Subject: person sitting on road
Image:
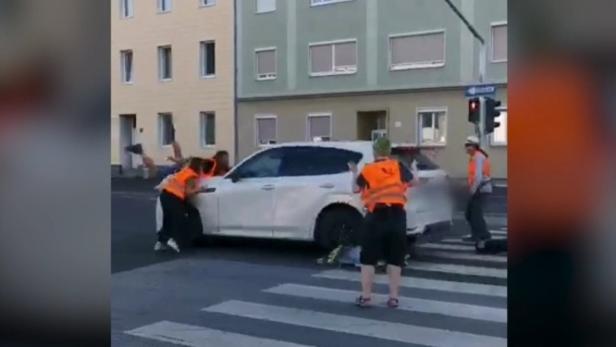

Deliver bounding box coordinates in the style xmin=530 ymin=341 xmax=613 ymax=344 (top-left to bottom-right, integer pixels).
xmin=155 ymin=157 xmax=204 ymax=253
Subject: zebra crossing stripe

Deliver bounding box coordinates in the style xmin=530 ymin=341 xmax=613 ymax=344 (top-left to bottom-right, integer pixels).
xmin=440 ymin=237 xmax=506 ymax=245
xmin=203 ymin=300 xmax=507 ymax=347
xmin=313 ymin=270 xmax=507 ymax=297
xmin=418 ymin=243 xmax=477 ymax=251
xmin=491 ymin=230 xmax=507 ymax=235
xmin=264 ymin=283 xmax=507 ymax=323
xmin=406 ymin=262 xmax=507 ymax=279
xmin=125 ymin=320 xmax=313 ymax=347
xmin=423 ymin=251 xmax=507 ymax=263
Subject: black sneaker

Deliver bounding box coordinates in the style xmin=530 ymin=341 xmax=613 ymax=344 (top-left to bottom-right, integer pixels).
xmin=355 ymin=296 xmax=372 ymax=308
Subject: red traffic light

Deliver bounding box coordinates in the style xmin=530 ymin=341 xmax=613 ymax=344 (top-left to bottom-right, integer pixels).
xmin=470 ymin=100 xmax=478 ymax=111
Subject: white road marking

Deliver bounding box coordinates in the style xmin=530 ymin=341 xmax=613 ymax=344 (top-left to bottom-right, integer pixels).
xmin=406 ymin=262 xmax=507 ymax=279
xmin=265 ymin=284 xmax=507 ymax=323
xmin=203 ymin=301 xmax=507 ymax=347
xmin=440 ymin=237 xmax=506 ymax=245
xmin=125 ymin=320 xmax=313 ymax=347
xmin=314 ymin=269 xmax=507 ymax=297
xmin=423 ymin=251 xmax=507 ymax=263
xmin=490 ymin=230 xmax=507 ymax=235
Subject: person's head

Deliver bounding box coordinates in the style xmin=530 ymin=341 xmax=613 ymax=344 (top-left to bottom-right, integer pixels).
xmin=187 ymin=157 xmax=203 ymax=174
xmin=373 ymin=137 xmax=392 ymax=158
xmin=201 ymin=158 xmax=216 ymax=176
xmin=464 ymin=135 xmax=480 ymax=155
xmin=214 ymin=150 xmax=230 ymax=167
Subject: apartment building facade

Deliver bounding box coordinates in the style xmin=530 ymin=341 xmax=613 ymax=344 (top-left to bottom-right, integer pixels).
xmin=111 ymin=0 xmax=235 ymax=172
xmin=237 ymin=0 xmax=507 ymax=178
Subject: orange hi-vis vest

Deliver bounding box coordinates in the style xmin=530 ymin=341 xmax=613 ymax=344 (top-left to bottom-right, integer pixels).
xmin=360 ymin=159 xmax=408 ymax=212
xmin=467 ymin=151 xmax=491 ymax=188
xmin=163 ymin=167 xmax=198 ymax=200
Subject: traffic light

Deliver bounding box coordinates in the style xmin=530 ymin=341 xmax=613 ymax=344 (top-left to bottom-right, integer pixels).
xmin=468 ymin=98 xmax=480 ymax=123
xmin=484 ymin=97 xmax=501 ymax=134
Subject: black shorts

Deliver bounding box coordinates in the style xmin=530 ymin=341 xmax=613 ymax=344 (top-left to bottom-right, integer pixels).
xmin=360 ymin=205 xmax=407 ymax=267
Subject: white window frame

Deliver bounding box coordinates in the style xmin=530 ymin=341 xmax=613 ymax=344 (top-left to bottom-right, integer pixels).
xmin=157 ymin=0 xmax=172 ymax=13
xmin=306 ymin=112 xmax=333 ymax=141
xmin=308 ymin=39 xmax=358 ymax=77
xmin=200 ymin=40 xmax=216 ymax=79
xmin=489 ymin=109 xmax=507 ymax=146
xmin=310 ymin=0 xmax=354 ymax=7
xmin=256 ymin=0 xmax=276 ymax=13
xmin=416 ymin=107 xmax=448 ymax=147
xmin=490 ymin=21 xmax=508 ymax=63
xmin=200 ymin=0 xmax=216 ymax=8
xmin=254 ymin=47 xmax=277 ymax=81
xmin=158 ymin=45 xmax=172 ymax=81
xmin=199 ymin=111 xmax=216 ymax=148
xmin=120 ymin=50 xmax=133 ymax=84
xmin=158 ymin=113 xmax=174 ymax=147
xmin=120 ymin=0 xmax=134 ymax=19
xmin=389 ymin=29 xmax=446 ymax=71
xmin=254 ymin=114 xmax=278 ymax=147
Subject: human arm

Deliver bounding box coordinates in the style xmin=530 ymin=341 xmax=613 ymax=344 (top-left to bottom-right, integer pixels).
xmin=469 ymin=154 xmax=484 ymax=194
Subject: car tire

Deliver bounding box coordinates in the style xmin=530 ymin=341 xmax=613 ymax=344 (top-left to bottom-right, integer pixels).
xmin=315 ymin=207 xmax=362 ymax=250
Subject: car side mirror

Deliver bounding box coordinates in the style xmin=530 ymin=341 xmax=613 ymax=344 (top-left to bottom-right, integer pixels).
xmin=229 ymin=172 xmax=241 ymax=183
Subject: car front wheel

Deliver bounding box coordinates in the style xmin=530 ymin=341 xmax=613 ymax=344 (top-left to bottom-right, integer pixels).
xmin=315 ymin=207 xmax=363 ymax=250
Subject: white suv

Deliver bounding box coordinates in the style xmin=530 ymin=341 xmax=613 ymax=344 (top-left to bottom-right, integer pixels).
xmin=156 ymin=141 xmax=453 ymax=249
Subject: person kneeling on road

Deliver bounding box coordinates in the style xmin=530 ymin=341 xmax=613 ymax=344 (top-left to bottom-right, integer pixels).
xmin=349 ymin=137 xmax=413 ymax=308
xmin=155 ymin=157 xmax=204 ymax=253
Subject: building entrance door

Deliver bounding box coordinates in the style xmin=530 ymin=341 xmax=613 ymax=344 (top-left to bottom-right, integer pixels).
xmin=119 ymin=114 xmax=137 ymax=170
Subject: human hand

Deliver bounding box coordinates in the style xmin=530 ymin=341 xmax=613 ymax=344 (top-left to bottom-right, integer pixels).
xmin=347 ymin=161 xmax=358 ymax=174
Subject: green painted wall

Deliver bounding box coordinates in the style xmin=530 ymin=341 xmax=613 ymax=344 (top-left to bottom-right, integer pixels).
xmin=238 ymin=0 xmax=507 ymax=98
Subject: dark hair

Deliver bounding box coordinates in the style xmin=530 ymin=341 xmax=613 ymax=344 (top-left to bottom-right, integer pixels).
xmin=187 ymin=157 xmax=203 ymax=172
xmin=201 ymin=158 xmax=216 ymax=175
xmin=214 ymin=150 xmax=229 ymax=159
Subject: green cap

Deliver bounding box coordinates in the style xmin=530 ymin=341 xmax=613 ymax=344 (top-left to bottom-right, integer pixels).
xmin=373 ymin=137 xmax=391 ymax=157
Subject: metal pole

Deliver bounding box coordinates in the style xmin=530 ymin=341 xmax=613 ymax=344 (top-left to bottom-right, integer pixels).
xmin=479 ymin=96 xmax=487 ymax=147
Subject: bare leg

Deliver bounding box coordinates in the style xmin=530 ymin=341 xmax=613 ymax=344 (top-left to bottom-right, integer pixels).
xmin=171 ymin=141 xmax=183 ymax=161
xmin=386 ymin=264 xmax=402 ymax=299
xmin=141 ymin=154 xmax=158 ymax=178
xmin=360 ymin=265 xmax=375 ymax=298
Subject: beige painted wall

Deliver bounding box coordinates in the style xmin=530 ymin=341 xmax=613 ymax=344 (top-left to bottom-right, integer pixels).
xmin=111 ymin=0 xmax=235 ymax=167
xmin=238 ymin=88 xmax=507 ymax=179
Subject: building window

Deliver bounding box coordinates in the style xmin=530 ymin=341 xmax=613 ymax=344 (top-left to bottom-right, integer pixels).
xmin=491 ymin=23 xmax=507 ymax=62
xmin=255 ymin=48 xmax=277 ymax=80
xmin=307 ymin=113 xmax=332 ymax=141
xmin=120 ymin=0 xmax=134 ymax=18
xmin=120 ymin=50 xmax=133 ymax=83
xmin=158 ymin=113 xmax=174 ymax=146
xmin=158 ymin=46 xmax=172 ymax=80
xmin=157 ymin=0 xmax=172 ymax=13
xmin=309 ymin=40 xmax=357 ymax=76
xmin=256 ymin=0 xmax=276 ymax=13
xmin=490 ymin=110 xmax=507 ymax=145
xmin=310 ymin=0 xmax=353 ymax=7
xmin=200 ymin=112 xmax=216 ymax=147
xmin=390 ymin=30 xmax=445 ymax=70
xmin=255 ymin=116 xmax=277 ymax=146
xmin=200 ymin=41 xmax=216 ymax=77
xmin=417 ymin=109 xmax=447 ymax=146
xmin=200 ymin=0 xmax=216 ymax=7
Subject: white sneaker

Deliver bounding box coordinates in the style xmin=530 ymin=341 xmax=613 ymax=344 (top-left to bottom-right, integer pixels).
xmin=166 ymin=238 xmax=181 ymax=253
xmin=154 ymin=241 xmax=168 ymax=251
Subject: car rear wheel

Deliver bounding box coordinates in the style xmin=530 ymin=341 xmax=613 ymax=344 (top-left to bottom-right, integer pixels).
xmin=315 ymin=207 xmax=363 ymax=250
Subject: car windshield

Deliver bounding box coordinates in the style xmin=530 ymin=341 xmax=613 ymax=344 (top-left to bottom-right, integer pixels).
xmin=391 ymin=148 xmax=439 ymax=171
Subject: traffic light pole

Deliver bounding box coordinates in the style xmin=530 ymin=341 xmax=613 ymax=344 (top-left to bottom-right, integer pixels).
xmin=444 ymin=0 xmax=488 ymax=146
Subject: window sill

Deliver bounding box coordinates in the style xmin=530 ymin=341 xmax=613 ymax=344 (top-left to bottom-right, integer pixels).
xmin=201 ymin=74 xmax=216 ymax=80
xmin=120 ymin=16 xmax=134 ymax=20
xmin=490 ymin=59 xmax=508 ymax=64
xmin=309 ymin=70 xmax=356 ymax=77
xmin=121 ymin=81 xmax=134 ymax=85
xmin=256 ymin=10 xmax=276 ymax=14
xmin=159 ymin=78 xmax=173 ymax=83
xmin=199 ymin=4 xmax=216 ymax=8
xmin=390 ymin=62 xmax=445 ymax=71
xmin=310 ymin=0 xmax=354 ymax=7
xmin=490 ymin=142 xmax=507 ymax=147
xmin=157 ymin=10 xmax=172 ymax=14
xmin=201 ymin=144 xmax=217 ymax=149
xmin=256 ymin=76 xmax=277 ymax=81
xmin=418 ymin=142 xmax=447 ymax=148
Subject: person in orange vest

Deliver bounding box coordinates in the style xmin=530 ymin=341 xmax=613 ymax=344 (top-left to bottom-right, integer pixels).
xmin=154 ymin=157 xmax=204 ymax=253
xmin=462 ymin=136 xmax=493 ymax=245
xmin=349 ymin=137 xmax=413 ymax=308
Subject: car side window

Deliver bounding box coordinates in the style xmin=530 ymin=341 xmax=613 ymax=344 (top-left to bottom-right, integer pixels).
xmin=235 ymin=148 xmax=283 ymax=179
xmin=280 ymin=146 xmax=363 ymax=177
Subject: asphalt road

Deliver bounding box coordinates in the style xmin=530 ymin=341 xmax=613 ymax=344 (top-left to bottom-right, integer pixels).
xmin=112 ymin=178 xmax=507 ymax=347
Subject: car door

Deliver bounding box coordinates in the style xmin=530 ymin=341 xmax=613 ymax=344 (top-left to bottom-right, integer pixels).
xmin=216 ymin=147 xmax=284 ymax=238
xmin=273 ymin=146 xmax=363 ymax=239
